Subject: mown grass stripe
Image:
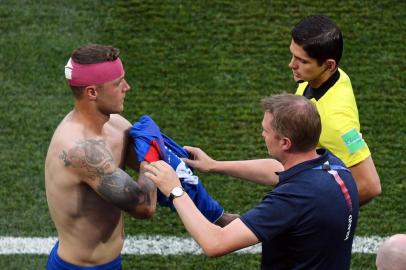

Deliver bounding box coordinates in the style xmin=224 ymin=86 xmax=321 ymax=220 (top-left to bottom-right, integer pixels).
xmin=0 ymin=236 xmax=385 ymax=255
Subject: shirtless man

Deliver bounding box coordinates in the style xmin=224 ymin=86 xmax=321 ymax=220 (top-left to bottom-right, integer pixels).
xmin=45 ymin=44 xmax=156 ymax=269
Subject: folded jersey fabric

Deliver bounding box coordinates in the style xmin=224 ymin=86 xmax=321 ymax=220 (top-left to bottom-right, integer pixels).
xmin=129 ymin=115 xmax=224 ymax=223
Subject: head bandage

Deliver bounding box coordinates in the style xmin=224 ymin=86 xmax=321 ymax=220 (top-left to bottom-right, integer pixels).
xmin=65 ymin=57 xmax=124 ymax=87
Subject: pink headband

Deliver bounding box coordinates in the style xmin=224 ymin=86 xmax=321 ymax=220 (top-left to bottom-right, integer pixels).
xmin=65 ymin=57 xmax=124 ymax=87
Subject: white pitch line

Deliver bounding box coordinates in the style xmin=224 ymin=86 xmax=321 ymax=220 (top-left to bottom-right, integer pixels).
xmin=0 ymin=235 xmax=386 ymax=255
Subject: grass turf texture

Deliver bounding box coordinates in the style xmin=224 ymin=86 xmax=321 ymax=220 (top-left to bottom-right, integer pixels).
xmin=0 ymin=0 xmax=404 ymax=268
xmin=0 ymin=254 xmax=377 ymax=269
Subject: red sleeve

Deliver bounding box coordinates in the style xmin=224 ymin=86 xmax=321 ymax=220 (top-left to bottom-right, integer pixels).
xmin=144 ymin=139 xmax=161 ymax=162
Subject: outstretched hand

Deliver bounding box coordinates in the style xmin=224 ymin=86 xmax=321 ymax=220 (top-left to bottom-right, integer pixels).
xmin=181 ymin=146 xmax=216 ymax=173
xmin=144 ymin=161 xmax=181 ymax=197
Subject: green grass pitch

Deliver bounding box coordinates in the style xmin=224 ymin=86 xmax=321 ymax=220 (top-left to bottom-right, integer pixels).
xmin=0 ymin=0 xmax=404 ymax=269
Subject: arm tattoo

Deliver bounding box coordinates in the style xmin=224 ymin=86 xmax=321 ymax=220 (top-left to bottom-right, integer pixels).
xmin=59 ymin=139 xmax=154 ymax=212
xmin=97 ymin=168 xmax=154 ymax=212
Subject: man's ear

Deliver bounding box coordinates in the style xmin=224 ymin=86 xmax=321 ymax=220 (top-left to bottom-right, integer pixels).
xmin=280 ymin=137 xmax=292 ymax=151
xmin=84 ymin=85 xmax=97 ymax=101
xmin=325 ymin=59 xmax=337 ymax=72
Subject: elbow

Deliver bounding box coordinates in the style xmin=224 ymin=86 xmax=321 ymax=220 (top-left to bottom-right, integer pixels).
xmin=264 ymin=160 xmax=284 ymax=186
xmin=200 ymin=239 xmax=228 ymax=257
xmin=134 ymin=211 xmax=155 ymax=219
xmin=141 ymin=207 xmax=156 ymax=219
xmin=372 ymin=182 xmax=382 ymax=197
xmin=264 ymin=174 xmax=280 ymax=186
xmin=367 ymin=180 xmax=382 ymax=199
xmin=205 ymin=252 xmax=221 ymax=258
xmin=202 ymin=245 xmax=225 ymax=258
xmin=359 ymin=182 xmax=382 ymax=205
xmin=261 ymin=171 xmax=282 ymax=186
xmin=132 ymin=204 xmax=156 ymax=219
xmin=142 ymin=204 xmax=157 ymax=218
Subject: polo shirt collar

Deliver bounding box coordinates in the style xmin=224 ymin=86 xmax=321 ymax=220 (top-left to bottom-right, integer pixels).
xmin=277 ymin=149 xmax=329 ymax=184
xmin=303 ymin=70 xmax=340 ymax=100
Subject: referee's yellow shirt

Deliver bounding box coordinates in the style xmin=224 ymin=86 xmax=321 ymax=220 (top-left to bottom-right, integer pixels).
xmin=296 ymin=68 xmax=370 ymax=167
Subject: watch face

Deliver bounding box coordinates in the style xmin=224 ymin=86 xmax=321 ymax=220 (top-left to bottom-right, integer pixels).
xmin=172 ymin=187 xmax=184 ymax=197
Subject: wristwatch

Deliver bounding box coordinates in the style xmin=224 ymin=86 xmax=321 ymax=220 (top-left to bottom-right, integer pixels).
xmin=169 ymin=186 xmax=185 ymax=202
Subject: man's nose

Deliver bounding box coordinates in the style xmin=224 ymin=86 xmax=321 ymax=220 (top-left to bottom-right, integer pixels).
xmin=123 ymin=79 xmax=131 ymax=92
xmin=288 ymin=57 xmax=296 ymax=69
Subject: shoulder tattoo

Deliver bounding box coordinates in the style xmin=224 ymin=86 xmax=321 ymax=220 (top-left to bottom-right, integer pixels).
xmin=59 ymin=139 xmax=115 ymax=179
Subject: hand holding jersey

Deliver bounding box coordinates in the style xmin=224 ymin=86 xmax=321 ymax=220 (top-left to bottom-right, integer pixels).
xmin=181 ymin=146 xmax=216 ymax=173
xmin=129 ymin=115 xmax=225 ymax=223
xmin=182 ymin=146 xmax=282 ymax=186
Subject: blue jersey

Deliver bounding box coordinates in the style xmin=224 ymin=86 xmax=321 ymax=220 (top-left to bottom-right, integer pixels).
xmin=129 ymin=115 xmax=224 ymax=223
xmin=240 ymin=149 xmax=359 ymax=270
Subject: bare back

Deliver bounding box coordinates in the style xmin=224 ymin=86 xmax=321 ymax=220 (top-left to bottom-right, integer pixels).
xmin=45 ymin=112 xmax=134 ymax=265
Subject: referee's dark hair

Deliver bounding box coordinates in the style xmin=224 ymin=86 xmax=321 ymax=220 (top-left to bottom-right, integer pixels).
xmin=291 ymin=15 xmax=343 ymax=66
